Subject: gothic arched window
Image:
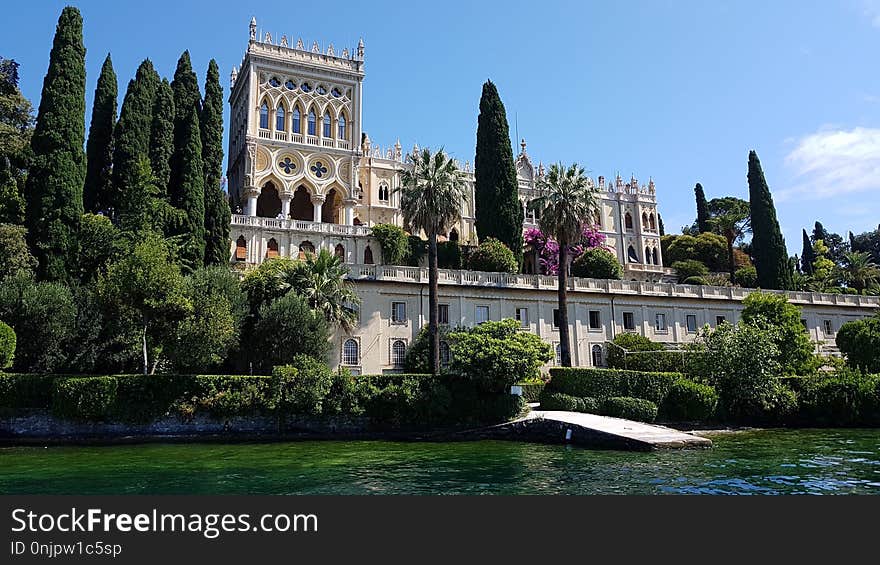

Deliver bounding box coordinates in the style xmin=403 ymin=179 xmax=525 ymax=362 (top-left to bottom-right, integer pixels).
xmin=291 ymin=108 xmax=301 ymax=134
xmin=299 ymin=241 xmax=315 ymax=259
xmin=592 ymin=344 xmax=604 ymax=367
xmin=645 ymin=246 xmax=652 ymax=264
xmin=364 ymin=245 xmax=374 ymax=264
xmin=343 ymin=339 xmax=359 ymax=366
xmin=625 ymin=212 xmax=633 ymax=231
xmin=275 ymin=106 xmax=285 ymax=131
xmin=307 ymin=109 xmax=316 ymax=136
xmin=301 ymin=82 xmax=312 ymax=93
xmin=235 ymin=236 xmax=247 ymax=261
xmin=649 ymin=213 xmax=657 ymax=231
xmin=628 ymin=246 xmax=639 ymax=263
xmin=391 ymin=340 xmax=407 ymax=367
xmin=652 ymin=248 xmax=659 ymax=265
xmin=335 ymin=243 xmax=345 ymax=261
xmin=259 ymin=102 xmax=269 ymax=129
xmin=338 ymin=114 xmax=346 ymax=140
xmin=323 ymin=112 xmax=331 ymax=137
xmin=642 ymin=212 xmax=649 ymax=230
xmin=378 ymin=182 xmax=389 ymax=202
xmin=267 ymin=238 xmax=279 ymax=258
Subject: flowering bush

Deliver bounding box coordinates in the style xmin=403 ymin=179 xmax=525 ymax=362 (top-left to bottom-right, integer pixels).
xmin=524 ymin=225 xmax=608 ymax=275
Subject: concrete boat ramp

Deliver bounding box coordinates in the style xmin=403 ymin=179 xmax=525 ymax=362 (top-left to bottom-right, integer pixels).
xmin=479 ymin=410 xmax=712 ymax=451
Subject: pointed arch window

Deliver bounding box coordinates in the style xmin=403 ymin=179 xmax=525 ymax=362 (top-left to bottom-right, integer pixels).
xmin=652 ymin=248 xmax=659 ymax=265
xmin=275 ymin=106 xmax=285 ymax=131
xmin=338 ymin=114 xmax=347 ymax=140
xmin=628 ymin=246 xmax=639 ymax=263
xmin=335 ymin=243 xmax=345 ymax=261
xmin=307 ymin=109 xmax=316 ymax=136
xmin=267 ymin=238 xmax=280 ymax=258
xmin=645 ymin=246 xmax=652 ymax=264
xmin=378 ymin=182 xmax=389 ymax=202
xmin=291 ymin=108 xmax=301 ymax=134
xmin=323 ymin=112 xmax=331 ymax=137
xmin=364 ymin=245 xmax=374 ymax=264
xmin=259 ymin=102 xmax=269 ymax=129
xmin=235 ymin=236 xmax=247 ymax=261
xmin=625 ymin=212 xmax=633 ymax=231
xmin=642 ymin=212 xmax=649 ymax=230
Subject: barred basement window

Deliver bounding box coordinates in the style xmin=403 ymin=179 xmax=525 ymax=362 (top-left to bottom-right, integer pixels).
xmin=342 ymin=339 xmax=359 ymax=366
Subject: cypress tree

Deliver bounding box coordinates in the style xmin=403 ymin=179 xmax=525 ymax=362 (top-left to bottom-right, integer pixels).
xmin=200 ymin=59 xmax=230 ymax=266
xmin=801 ymin=228 xmax=815 ymax=275
xmin=112 ymin=60 xmax=159 ymax=220
xmin=474 ymin=80 xmax=523 ymax=260
xmin=694 ymin=183 xmax=710 ymax=233
xmin=83 ymin=53 xmax=116 ymax=214
xmin=658 ymin=213 xmax=665 ymax=236
xmin=24 ymin=7 xmax=86 ymax=281
xmin=149 ymin=79 xmax=174 ymax=198
xmin=171 ymin=104 xmax=205 ymax=271
xmin=169 ymin=51 xmax=201 ymax=207
xmin=748 ymin=150 xmax=792 ymax=290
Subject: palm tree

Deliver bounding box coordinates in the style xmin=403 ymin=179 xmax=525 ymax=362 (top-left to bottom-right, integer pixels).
xmin=287 ymin=248 xmax=361 ymax=331
xmin=707 ymin=197 xmax=751 ymax=278
xmin=398 ymin=148 xmax=468 ymax=375
xmin=841 ymin=251 xmax=880 ymax=293
xmin=530 ymin=163 xmax=599 ymax=367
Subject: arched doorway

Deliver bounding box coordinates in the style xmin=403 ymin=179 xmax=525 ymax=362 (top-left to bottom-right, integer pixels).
xmin=257 ymin=182 xmax=281 ymax=218
xmin=298 ymin=240 xmax=315 ymax=260
xmin=235 ymin=236 xmax=247 ymax=261
xmin=290 ymin=185 xmax=313 ymax=221
xmin=334 ymin=243 xmax=345 ymax=261
xmin=267 ymin=238 xmax=279 ymax=258
xmin=322 ymin=188 xmax=341 ymax=224
xmin=364 ymin=245 xmax=374 ymax=264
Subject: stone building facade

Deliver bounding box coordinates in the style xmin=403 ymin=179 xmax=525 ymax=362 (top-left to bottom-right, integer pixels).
xmin=226 ymin=19 xmax=669 ymax=281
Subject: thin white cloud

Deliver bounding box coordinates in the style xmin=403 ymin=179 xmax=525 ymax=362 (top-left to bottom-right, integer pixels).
xmin=779 ymin=126 xmax=880 ymax=201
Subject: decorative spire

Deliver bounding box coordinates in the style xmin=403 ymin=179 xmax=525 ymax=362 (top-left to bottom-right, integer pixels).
xmin=296 ymin=37 xmax=304 ymax=50
xmin=357 ymin=37 xmax=365 ymax=59
xmin=520 ymin=138 xmax=527 ymax=155
xmin=311 ymin=41 xmax=320 ymax=53
xmin=342 ymin=47 xmax=350 ymax=58
xmin=230 ymin=66 xmax=238 ymax=88
xmin=264 ymin=31 xmax=272 ymax=44
xmin=394 ymin=138 xmax=402 ymax=161
xmin=280 ymin=35 xmax=288 ymax=47
xmin=249 ymin=17 xmax=257 ymax=41
xmin=327 ymin=43 xmax=335 ymax=56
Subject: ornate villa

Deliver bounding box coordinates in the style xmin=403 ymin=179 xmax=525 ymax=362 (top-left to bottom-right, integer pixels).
xmin=225 ymin=19 xmax=878 ymax=374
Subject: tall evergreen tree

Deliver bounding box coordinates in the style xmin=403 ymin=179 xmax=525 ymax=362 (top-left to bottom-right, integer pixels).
xmin=24 ymin=7 xmax=86 ymax=281
xmin=747 ymin=150 xmax=792 ymax=290
xmin=169 ymin=51 xmax=202 ymax=208
xmin=658 ymin=213 xmax=665 ymax=236
xmin=171 ymin=105 xmax=205 ymax=271
xmin=83 ymin=54 xmax=116 ymax=214
xmin=694 ymin=183 xmax=710 ymax=233
xmin=149 ymin=79 xmax=174 ymax=198
xmin=0 ymin=58 xmax=34 ymax=225
xmin=112 ymin=60 xmax=159 ymax=220
xmin=801 ymin=228 xmax=815 ymax=275
xmin=473 ymin=80 xmax=523 ymax=261
xmin=200 ymin=59 xmax=230 ymax=266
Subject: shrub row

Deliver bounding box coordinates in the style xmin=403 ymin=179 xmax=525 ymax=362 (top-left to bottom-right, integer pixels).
xmin=537 ymin=389 xmax=657 ymax=422
xmin=516 ymin=382 xmax=545 ymax=403
xmin=547 ymin=368 xmax=679 ymax=405
xmin=539 ymin=391 xmax=600 ymax=414
xmin=796 ymin=373 xmax=880 ymax=427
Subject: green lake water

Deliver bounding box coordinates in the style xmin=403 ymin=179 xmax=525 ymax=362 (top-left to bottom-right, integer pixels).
xmin=1 ymin=429 xmax=878 ymax=494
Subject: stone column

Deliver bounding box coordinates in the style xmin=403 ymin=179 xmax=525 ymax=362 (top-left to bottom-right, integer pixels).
xmin=281 ymin=195 xmax=291 ymax=219
xmin=311 ymin=194 xmax=325 ymax=223
xmin=245 ymin=186 xmax=259 ymax=217
xmin=343 ymin=198 xmax=357 ymax=225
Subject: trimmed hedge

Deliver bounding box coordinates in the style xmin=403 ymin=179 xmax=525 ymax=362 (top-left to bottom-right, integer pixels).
xmin=662 ymin=379 xmax=718 ymax=421
xmin=601 ymin=397 xmax=658 ymax=423
xmin=797 ymin=373 xmax=880 ymax=427
xmin=516 ymin=382 xmax=545 ymax=403
xmin=538 ymin=390 xmax=600 ymax=414
xmin=547 ymin=368 xmax=679 ymax=405
xmin=52 ymin=377 xmax=118 ymax=421
xmin=0 ymin=320 xmax=15 ymax=370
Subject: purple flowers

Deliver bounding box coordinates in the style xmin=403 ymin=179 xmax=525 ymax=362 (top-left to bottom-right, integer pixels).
xmin=524 ymin=225 xmax=608 ymax=275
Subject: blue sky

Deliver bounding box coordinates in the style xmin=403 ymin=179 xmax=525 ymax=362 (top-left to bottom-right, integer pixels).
xmin=5 ymin=0 xmax=880 ymax=250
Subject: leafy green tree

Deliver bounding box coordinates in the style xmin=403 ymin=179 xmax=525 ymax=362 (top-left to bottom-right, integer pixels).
xmin=800 ymin=228 xmax=815 ymax=275
xmin=77 ymin=213 xmax=122 ymax=283
xmin=148 ymin=79 xmax=174 ymax=199
xmin=467 ymin=237 xmax=518 ymax=273
xmin=570 ymin=247 xmax=623 ymax=279
xmin=200 ymin=60 xmax=230 ymax=266
xmin=112 ymin=59 xmax=160 ymax=218
xmin=99 ymin=233 xmax=190 ymax=374
xmin=840 ymin=251 xmax=880 ymax=293
xmin=404 ymin=324 xmax=454 ymax=374
xmin=286 ymin=248 xmax=360 ymax=331
xmin=251 ymin=293 xmax=330 ymax=374
xmin=83 ymin=54 xmax=117 ymax=214
xmin=530 ymin=163 xmax=599 ymax=366
xmin=0 ymin=274 xmax=76 ymax=372
xmin=748 ymin=150 xmax=792 ymax=290
xmin=812 ymin=221 xmax=848 ymax=265
xmin=447 ymin=319 xmax=553 ymax=393
xmin=0 ymin=58 xmax=34 ymax=225
xmin=671 ymin=259 xmax=709 ymax=282
xmin=741 ymin=291 xmax=816 ymax=374
xmin=437 ymin=240 xmax=462 ymax=269
xmin=167 ymin=267 xmax=247 ymax=372
xmin=694 ymin=182 xmax=710 ymax=233
xmin=24 ymin=6 xmax=86 ymax=282
xmin=836 ymin=315 xmax=880 ymax=373
xmin=240 ymin=257 xmax=296 ymax=313
xmin=733 ymin=265 xmax=758 ymax=288
xmin=662 ymin=232 xmax=728 ymax=271
xmin=64 ymin=283 xmax=140 ymax=374
xmin=0 ymin=319 xmax=14 ymax=370
xmin=474 ymin=80 xmax=523 ymax=260
xmin=0 ymin=223 xmax=37 ymax=281
xmin=809 ymin=239 xmax=836 ymax=291
xmin=269 ymin=355 xmax=334 ymax=416
xmin=687 ymin=322 xmax=794 ymax=423
xmin=370 ymin=223 xmax=410 ymax=265
xmin=707 ymin=196 xmax=750 ymax=277
xmin=169 ymin=104 xmax=205 ymax=272
xmin=399 ymin=148 xmax=468 ymax=375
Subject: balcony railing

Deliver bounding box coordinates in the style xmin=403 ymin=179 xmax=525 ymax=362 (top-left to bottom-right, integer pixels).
xmin=343 ymin=264 xmax=880 ymax=308
xmin=231 ymin=215 xmax=371 ymax=236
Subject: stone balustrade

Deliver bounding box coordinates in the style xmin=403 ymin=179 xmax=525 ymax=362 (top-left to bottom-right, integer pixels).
xmin=232 ymin=214 xmax=371 ymax=236
xmin=345 ymin=264 xmax=880 ymax=308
